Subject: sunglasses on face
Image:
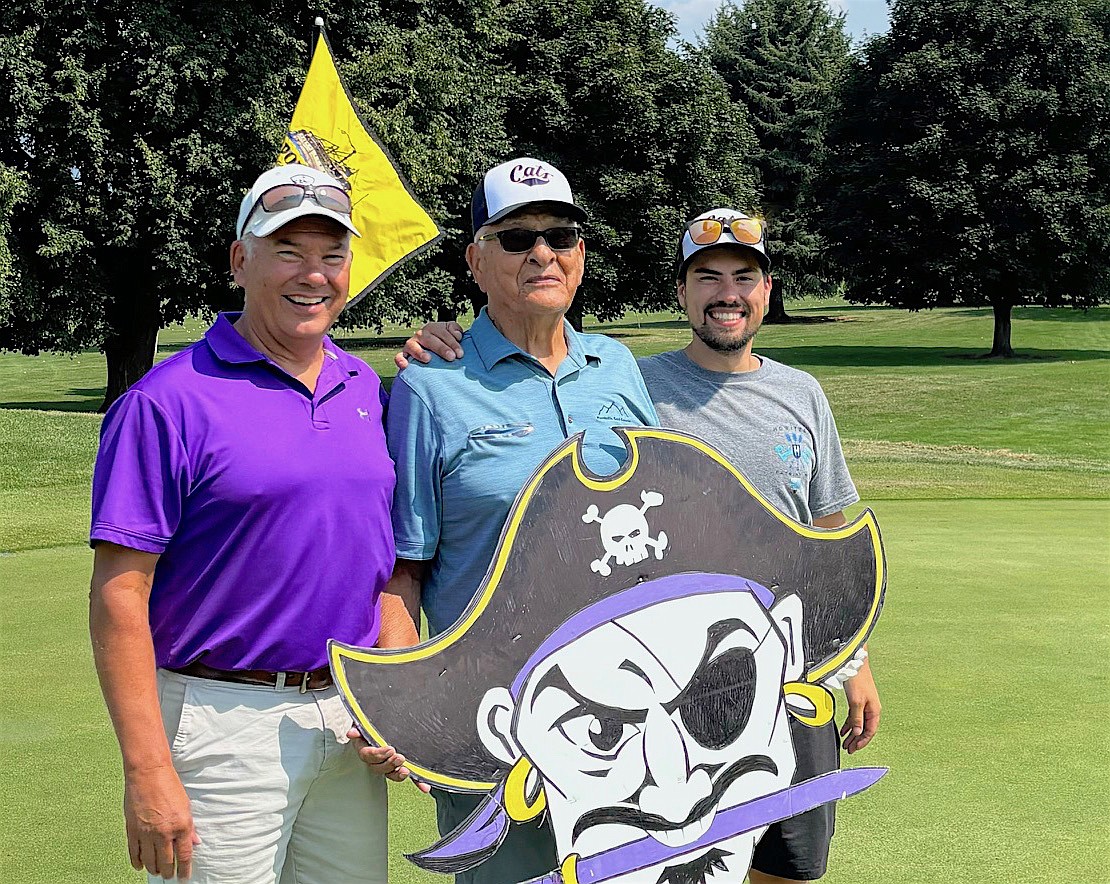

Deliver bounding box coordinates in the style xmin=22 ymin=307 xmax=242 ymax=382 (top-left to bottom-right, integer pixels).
xmin=688 ymin=217 xmax=764 ymax=246
xmin=476 ymin=226 xmax=582 ymax=253
xmin=256 ymin=183 xmax=353 ymax=216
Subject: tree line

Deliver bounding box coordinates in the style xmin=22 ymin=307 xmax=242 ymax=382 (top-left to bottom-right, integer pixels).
xmin=1 ymin=0 xmax=1106 ymax=410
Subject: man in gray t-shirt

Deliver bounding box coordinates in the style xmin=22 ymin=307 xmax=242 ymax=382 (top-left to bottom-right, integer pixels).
xmin=398 ymin=207 xmax=882 ymax=884
xmin=637 ymin=208 xmax=882 ymax=884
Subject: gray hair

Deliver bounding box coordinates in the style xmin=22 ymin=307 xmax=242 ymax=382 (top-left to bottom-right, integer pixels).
xmin=239 ymin=232 xmax=262 ymax=257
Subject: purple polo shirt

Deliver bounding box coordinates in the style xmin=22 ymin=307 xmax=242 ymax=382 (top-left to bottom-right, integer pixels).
xmin=90 ymin=313 xmax=395 ymax=671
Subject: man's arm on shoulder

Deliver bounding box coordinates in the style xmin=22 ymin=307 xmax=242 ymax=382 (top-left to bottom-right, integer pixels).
xmin=813 ymin=511 xmax=882 ymax=754
xmin=89 ymin=542 xmax=198 ymax=880
xmin=394 ymin=321 xmax=465 ymax=370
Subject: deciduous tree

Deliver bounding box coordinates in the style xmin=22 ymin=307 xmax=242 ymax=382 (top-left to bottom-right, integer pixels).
xmin=0 ymin=3 xmax=377 ymax=409
xmin=820 ymin=0 xmax=1110 ymax=355
xmin=1 ymin=0 xmax=758 ymax=407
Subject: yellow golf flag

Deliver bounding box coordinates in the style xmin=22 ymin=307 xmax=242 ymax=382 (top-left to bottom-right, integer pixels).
xmin=278 ymin=26 xmax=442 ymax=304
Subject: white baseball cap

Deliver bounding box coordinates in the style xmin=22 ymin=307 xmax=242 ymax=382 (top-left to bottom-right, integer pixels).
xmin=677 ymin=208 xmax=770 ymax=278
xmin=236 ymin=164 xmax=361 ymax=240
xmin=471 ymin=157 xmax=587 ymax=233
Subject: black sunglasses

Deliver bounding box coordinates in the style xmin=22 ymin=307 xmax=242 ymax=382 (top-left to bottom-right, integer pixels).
xmin=476 ymin=226 xmax=582 ymax=253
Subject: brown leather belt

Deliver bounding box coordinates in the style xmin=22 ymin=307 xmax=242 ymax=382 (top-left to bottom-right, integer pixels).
xmin=168 ymin=660 xmax=333 ymax=692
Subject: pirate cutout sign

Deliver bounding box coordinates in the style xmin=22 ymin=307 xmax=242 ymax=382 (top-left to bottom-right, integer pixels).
xmin=330 ymin=428 xmax=887 ymax=883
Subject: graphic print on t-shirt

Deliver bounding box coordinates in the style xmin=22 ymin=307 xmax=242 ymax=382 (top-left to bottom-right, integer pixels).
xmin=772 ymin=426 xmax=815 ymax=495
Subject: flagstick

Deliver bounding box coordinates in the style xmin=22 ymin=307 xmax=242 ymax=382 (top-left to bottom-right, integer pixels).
xmin=311 ymin=16 xmax=325 ymax=61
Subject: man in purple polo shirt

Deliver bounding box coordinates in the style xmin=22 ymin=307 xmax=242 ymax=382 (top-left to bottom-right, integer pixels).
xmin=89 ymin=164 xmax=410 ymax=883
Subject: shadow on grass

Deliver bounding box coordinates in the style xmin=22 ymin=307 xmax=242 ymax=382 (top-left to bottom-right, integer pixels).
xmin=757 ymin=345 xmax=1110 ymax=367
xmin=948 ymin=306 xmax=1110 ymax=323
xmin=826 ymin=304 xmax=1109 ymax=323
xmin=595 ymin=314 xmax=844 ymax=333
xmin=156 ymin=340 xmax=199 ymax=353
xmin=0 ymin=388 xmax=104 ymax=413
xmin=320 ymin=335 xmax=427 ymax=350
xmin=589 ymin=318 xmax=687 ymax=331
xmin=156 ymin=334 xmax=417 ymax=353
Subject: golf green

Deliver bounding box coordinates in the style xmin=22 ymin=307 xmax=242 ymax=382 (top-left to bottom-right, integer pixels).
xmin=1 ymin=499 xmax=1106 ymax=883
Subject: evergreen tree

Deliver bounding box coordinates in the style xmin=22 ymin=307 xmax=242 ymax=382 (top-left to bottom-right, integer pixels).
xmin=343 ymin=0 xmax=760 ymax=328
xmin=820 ymin=0 xmax=1110 ymax=355
xmin=464 ymin=0 xmax=756 ymax=325
xmin=702 ymin=0 xmax=850 ymax=321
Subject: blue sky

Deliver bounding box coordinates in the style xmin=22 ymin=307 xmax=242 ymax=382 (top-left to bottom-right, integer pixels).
xmin=657 ymin=0 xmax=891 ymax=44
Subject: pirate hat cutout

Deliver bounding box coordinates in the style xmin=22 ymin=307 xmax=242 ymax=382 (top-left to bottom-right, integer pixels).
xmin=330 ymin=428 xmax=885 ymax=793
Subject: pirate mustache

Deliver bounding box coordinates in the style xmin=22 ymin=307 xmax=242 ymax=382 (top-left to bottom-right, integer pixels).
xmin=571 ymin=754 xmax=778 ymax=842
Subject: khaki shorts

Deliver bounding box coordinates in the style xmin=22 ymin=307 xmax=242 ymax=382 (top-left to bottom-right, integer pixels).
xmin=155 ymin=669 xmax=387 ymax=884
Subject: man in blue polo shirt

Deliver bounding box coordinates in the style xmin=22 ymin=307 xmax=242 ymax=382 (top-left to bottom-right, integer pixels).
xmin=380 ymin=157 xmax=658 ymax=882
xmin=89 ymin=164 xmax=408 ymax=883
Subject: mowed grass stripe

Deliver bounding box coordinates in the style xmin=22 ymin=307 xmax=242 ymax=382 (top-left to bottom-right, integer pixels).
xmin=2 ymin=409 xmax=1104 ymax=555
xmin=0 ymin=410 xmax=98 ymax=552
xmin=844 ymin=438 xmax=1110 ymax=500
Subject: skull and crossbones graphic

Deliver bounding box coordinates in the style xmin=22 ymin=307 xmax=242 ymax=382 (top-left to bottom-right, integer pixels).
xmin=582 ymin=490 xmax=669 ymax=576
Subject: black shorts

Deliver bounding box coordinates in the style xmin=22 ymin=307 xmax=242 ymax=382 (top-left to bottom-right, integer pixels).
xmin=750 ymin=717 xmax=840 ymax=880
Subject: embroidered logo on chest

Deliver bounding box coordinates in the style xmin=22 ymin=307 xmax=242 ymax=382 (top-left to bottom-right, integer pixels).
xmin=596 ymin=400 xmax=635 ymax=423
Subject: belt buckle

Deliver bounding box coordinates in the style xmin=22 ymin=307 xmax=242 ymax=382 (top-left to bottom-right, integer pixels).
xmin=299 ymin=672 xmax=309 ymax=694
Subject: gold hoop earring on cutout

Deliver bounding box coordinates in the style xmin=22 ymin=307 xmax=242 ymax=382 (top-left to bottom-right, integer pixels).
xmin=784 ymin=681 xmax=835 ymax=727
xmin=503 ymin=756 xmax=547 ymax=821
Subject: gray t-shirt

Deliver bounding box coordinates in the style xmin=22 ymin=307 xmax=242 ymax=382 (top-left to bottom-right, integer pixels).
xmin=638 ymin=350 xmax=858 ymax=525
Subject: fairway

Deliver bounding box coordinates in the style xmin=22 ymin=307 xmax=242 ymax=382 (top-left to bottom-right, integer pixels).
xmin=1 ymin=304 xmax=1108 ymax=883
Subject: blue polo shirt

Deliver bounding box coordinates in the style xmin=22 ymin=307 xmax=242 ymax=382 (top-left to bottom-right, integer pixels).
xmin=90 ymin=313 xmax=396 ymax=671
xmin=387 ymin=308 xmax=659 ymax=635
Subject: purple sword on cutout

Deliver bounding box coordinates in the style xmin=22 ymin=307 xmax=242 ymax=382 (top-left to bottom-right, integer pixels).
xmin=525 ymin=767 xmax=887 ymax=884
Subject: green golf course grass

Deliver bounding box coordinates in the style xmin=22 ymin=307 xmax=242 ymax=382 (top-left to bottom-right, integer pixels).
xmin=1 ymin=303 xmax=1107 ymax=882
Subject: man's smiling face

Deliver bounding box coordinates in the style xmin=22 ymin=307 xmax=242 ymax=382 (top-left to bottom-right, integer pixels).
xmin=512 ymin=591 xmax=798 ymax=883
xmin=678 ymin=247 xmax=771 ymax=358
xmin=231 ymin=215 xmax=352 ymax=347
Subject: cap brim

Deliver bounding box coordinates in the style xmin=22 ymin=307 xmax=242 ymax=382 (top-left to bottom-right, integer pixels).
xmin=483 ymin=200 xmax=587 ymax=228
xmin=242 ymin=204 xmax=362 ymax=239
xmin=679 ymin=241 xmax=770 ymax=278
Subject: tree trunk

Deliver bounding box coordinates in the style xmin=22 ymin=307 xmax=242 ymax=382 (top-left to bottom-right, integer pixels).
xmin=764 ymin=277 xmax=791 ymax=324
xmin=468 ymin=289 xmax=488 ymax=317
xmin=100 ymin=295 xmax=162 ymax=413
xmin=565 ymin=298 xmax=584 ymax=332
xmin=989 ymin=302 xmax=1015 ymax=358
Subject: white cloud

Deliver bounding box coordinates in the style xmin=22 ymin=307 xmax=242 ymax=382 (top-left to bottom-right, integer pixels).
xmin=655 ymin=0 xmax=890 ymax=45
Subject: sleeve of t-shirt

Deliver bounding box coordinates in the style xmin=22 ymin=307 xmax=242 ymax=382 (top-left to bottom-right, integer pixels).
xmin=90 ymin=389 xmax=191 ymax=553
xmin=385 ymin=375 xmax=443 ymax=561
xmin=810 ymin=386 xmax=860 ymax=518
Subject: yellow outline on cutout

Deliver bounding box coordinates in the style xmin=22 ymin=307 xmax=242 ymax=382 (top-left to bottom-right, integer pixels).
xmin=330 ymin=427 xmax=884 ymax=791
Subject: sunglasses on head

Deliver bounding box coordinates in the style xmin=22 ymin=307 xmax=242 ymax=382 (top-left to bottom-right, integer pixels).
xmin=688 ymin=216 xmax=764 ymax=246
xmin=256 ymin=182 xmax=353 ymax=216
xmin=476 ymin=226 xmax=582 ymax=253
